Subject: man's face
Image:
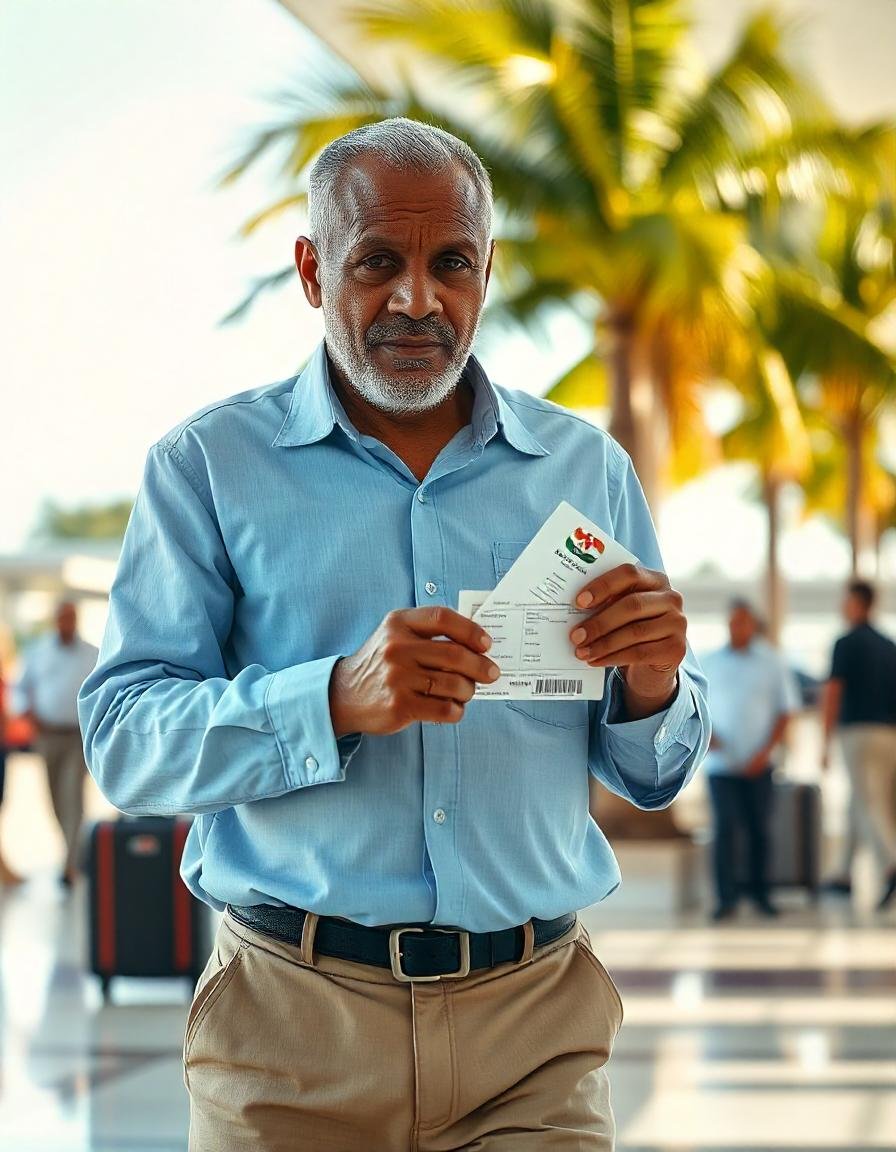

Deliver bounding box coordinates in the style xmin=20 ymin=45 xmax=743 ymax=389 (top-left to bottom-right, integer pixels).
xmin=728 ymin=606 xmax=757 ymax=649
xmin=298 ymin=156 xmax=493 ymax=414
xmin=842 ymin=592 xmax=867 ymax=627
xmin=56 ymin=603 xmax=76 ymax=642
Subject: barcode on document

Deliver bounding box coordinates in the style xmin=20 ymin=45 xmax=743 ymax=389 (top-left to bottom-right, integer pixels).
xmin=534 ymin=678 xmax=583 ymax=695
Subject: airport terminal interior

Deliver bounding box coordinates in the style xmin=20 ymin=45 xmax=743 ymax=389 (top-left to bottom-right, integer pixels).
xmin=0 ymin=751 xmax=893 ymax=1152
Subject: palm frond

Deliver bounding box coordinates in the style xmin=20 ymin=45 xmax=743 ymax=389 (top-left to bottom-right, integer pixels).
xmin=238 ymin=193 xmax=308 ymax=237
xmin=659 ymin=10 xmax=826 ymax=198
xmin=480 ymin=278 xmax=583 ymax=343
xmin=219 ymin=265 xmax=295 ymax=325
xmin=769 ymin=267 xmax=896 ymax=404
xmin=722 ymin=347 xmax=811 ymax=481
xmin=542 ymin=350 xmax=609 ymax=408
xmin=356 ymin=0 xmax=557 ymax=82
xmin=569 ymin=0 xmax=690 ymax=185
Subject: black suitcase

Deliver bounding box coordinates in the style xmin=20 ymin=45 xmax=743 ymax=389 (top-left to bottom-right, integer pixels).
xmin=736 ymin=778 xmax=822 ymax=900
xmin=86 ymin=816 xmax=209 ymax=1000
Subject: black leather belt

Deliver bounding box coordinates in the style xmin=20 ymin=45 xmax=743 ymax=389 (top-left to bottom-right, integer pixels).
xmin=227 ymin=904 xmax=577 ymax=982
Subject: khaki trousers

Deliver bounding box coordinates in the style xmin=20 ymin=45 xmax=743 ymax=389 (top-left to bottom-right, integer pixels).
xmin=36 ymin=729 xmax=86 ymax=876
xmin=839 ymin=724 xmax=896 ymax=873
xmin=184 ymin=911 xmax=623 ymax=1151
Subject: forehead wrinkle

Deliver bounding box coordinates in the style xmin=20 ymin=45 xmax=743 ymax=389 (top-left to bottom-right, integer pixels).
xmin=348 ymin=208 xmax=482 ymax=249
xmin=332 ymin=160 xmax=487 ymax=250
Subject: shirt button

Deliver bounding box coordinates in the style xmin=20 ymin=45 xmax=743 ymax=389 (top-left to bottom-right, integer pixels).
xmin=425 ymin=581 xmax=438 ymax=596
xmin=417 ymin=490 xmax=426 ymax=504
xmin=433 ymin=808 xmax=446 ymax=824
xmin=305 ymin=756 xmax=318 ymax=772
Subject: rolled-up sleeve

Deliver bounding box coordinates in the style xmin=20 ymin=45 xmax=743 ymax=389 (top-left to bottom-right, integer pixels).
xmin=78 ymin=440 xmax=359 ymax=816
xmin=587 ymin=444 xmax=711 ymax=809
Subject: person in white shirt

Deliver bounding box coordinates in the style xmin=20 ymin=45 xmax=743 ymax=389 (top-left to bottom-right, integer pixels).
xmin=702 ymin=600 xmax=800 ymax=921
xmin=13 ymin=602 xmax=98 ymax=887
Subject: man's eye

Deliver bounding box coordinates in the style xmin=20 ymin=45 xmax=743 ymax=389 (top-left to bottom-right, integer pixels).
xmin=362 ymin=255 xmax=393 ymax=270
xmin=439 ymin=257 xmax=469 ymax=272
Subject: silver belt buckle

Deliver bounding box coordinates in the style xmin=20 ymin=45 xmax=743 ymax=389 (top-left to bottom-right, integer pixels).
xmin=389 ymin=927 xmax=471 ymax=982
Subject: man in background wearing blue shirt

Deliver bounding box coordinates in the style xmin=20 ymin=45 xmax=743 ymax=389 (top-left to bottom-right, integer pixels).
xmin=702 ymin=600 xmax=799 ymax=922
xmin=15 ymin=601 xmax=97 ymax=888
xmin=80 ymin=119 xmax=709 ymax=1151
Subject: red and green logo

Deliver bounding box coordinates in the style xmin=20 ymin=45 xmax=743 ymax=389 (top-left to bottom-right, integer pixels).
xmin=565 ymin=527 xmax=605 ymax=564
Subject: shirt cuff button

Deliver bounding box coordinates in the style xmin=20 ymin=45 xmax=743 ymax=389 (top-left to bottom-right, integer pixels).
xmin=305 ymin=755 xmax=318 ymax=773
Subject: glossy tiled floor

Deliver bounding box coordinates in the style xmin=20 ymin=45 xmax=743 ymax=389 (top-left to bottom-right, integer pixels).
xmin=0 ymin=760 xmax=894 ymax=1150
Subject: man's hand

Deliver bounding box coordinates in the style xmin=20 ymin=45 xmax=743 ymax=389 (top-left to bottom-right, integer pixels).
xmin=569 ymin=563 xmax=687 ymax=719
xmin=329 ymin=607 xmax=500 ymax=737
xmin=743 ymin=750 xmax=771 ymax=777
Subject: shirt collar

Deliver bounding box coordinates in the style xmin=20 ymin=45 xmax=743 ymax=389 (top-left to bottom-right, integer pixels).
xmin=273 ymin=341 xmax=548 ymax=457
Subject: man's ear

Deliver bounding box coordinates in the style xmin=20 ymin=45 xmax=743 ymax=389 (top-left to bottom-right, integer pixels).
xmin=295 ymin=237 xmax=323 ymax=308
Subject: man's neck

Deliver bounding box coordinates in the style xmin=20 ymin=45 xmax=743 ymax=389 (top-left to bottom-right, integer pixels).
xmin=327 ymin=355 xmax=475 ymax=482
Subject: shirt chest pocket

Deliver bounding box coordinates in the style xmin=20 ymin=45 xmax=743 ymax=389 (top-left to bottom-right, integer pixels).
xmin=490 ymin=540 xmax=589 ymax=731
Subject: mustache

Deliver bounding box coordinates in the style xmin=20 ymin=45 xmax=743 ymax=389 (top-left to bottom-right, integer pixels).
xmin=366 ymin=318 xmax=457 ymax=349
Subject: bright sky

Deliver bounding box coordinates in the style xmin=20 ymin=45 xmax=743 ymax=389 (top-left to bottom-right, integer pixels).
xmin=2 ymin=0 xmax=895 ymax=582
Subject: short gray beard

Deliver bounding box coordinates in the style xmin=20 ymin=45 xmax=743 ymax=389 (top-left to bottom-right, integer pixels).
xmin=325 ymin=320 xmax=476 ymax=415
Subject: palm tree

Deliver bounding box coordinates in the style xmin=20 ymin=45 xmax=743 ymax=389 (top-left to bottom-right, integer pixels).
xmin=721 ymin=348 xmax=811 ymax=642
xmin=226 ymin=0 xmax=849 ymax=510
xmin=800 ymin=399 xmax=896 ymax=577
xmin=768 ymin=196 xmax=896 ymax=574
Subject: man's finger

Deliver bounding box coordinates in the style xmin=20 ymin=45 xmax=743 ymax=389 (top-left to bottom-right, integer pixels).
xmin=569 ymin=589 xmax=673 ymax=648
xmin=411 ymin=639 xmax=501 ymax=684
xmin=415 ymin=670 xmax=477 ymax=704
xmin=400 ymin=606 xmax=492 ymax=653
xmin=584 ymin=637 xmax=680 ymax=668
xmin=574 ymin=615 xmax=673 ymax=662
xmin=575 ymin=563 xmax=666 ymax=610
xmin=411 ymin=694 xmax=465 ymax=725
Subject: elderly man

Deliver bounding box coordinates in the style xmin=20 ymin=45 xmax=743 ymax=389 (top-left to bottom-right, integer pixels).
xmin=16 ymin=601 xmax=97 ymax=887
xmin=80 ymin=119 xmax=709 ymax=1151
xmin=702 ymin=600 xmax=799 ymax=921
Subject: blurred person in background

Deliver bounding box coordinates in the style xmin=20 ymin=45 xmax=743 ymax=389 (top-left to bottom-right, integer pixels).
xmin=702 ymin=599 xmax=799 ymax=922
xmin=13 ymin=601 xmax=98 ymax=888
xmin=821 ymin=580 xmax=896 ymax=910
xmin=0 ymin=656 xmax=24 ymax=886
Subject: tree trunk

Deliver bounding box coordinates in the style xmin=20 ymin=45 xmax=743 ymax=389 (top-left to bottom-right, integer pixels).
xmin=845 ymin=412 xmax=860 ymax=575
xmin=874 ymin=516 xmax=883 ymax=578
xmin=763 ymin=472 xmax=784 ymax=643
xmin=844 ymin=409 xmax=865 ymax=576
xmin=591 ymin=314 xmax=679 ymax=836
xmin=606 ymin=316 xmax=662 ymax=513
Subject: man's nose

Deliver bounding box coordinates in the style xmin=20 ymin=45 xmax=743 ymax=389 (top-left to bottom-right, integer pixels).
xmin=387 ymin=270 xmax=443 ymax=319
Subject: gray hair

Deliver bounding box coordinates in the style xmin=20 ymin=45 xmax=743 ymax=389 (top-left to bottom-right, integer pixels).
xmin=307 ymin=117 xmax=493 ymax=255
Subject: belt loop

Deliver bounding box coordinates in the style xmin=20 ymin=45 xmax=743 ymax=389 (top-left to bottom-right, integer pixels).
xmin=519 ymin=920 xmax=535 ymax=965
xmin=300 ymin=912 xmax=320 ymax=967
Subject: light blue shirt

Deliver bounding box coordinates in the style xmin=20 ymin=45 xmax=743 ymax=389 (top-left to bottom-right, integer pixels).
xmin=15 ymin=634 xmax=98 ymax=726
xmin=79 ymin=342 xmax=710 ymax=932
xmin=702 ymin=640 xmax=799 ymax=776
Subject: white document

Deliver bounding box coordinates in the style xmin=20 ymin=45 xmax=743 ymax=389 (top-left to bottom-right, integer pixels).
xmin=459 ymin=501 xmax=639 ymax=700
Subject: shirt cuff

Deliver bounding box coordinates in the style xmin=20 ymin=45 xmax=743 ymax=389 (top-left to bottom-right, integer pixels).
xmin=265 ymin=654 xmax=358 ymax=789
xmin=604 ymin=668 xmax=697 ymax=755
